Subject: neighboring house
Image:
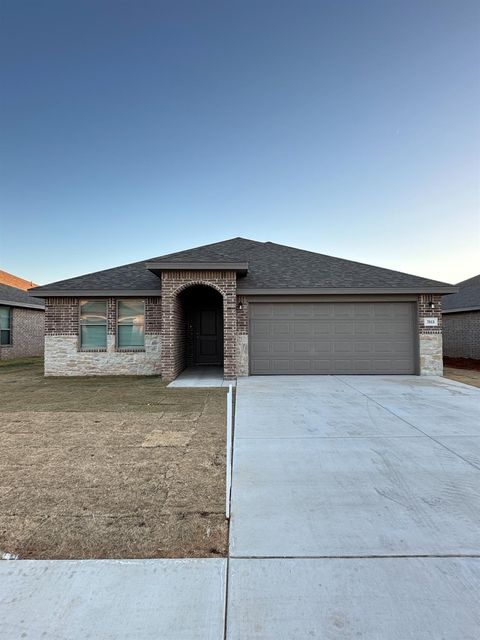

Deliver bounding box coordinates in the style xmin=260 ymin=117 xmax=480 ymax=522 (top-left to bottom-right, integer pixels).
xmin=0 ymin=270 xmax=37 ymax=291
xmin=0 ymin=283 xmax=45 ymax=360
xmin=442 ymin=274 xmax=480 ymax=361
xmin=29 ymin=238 xmax=456 ymax=379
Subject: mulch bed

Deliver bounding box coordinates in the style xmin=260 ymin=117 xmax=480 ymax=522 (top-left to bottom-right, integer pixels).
xmin=443 ymin=357 xmax=480 ymax=372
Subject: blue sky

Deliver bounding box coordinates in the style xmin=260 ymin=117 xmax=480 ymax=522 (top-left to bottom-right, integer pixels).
xmin=1 ymin=0 xmax=479 ymax=285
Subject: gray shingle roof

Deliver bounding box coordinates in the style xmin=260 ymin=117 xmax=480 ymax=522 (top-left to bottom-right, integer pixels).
xmin=30 ymin=237 xmax=455 ymax=296
xmin=0 ymin=283 xmax=45 ymax=309
xmin=442 ymin=274 xmax=480 ymax=312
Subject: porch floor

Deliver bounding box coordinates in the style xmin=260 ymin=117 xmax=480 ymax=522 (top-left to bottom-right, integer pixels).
xmin=167 ymin=366 xmax=235 ymax=388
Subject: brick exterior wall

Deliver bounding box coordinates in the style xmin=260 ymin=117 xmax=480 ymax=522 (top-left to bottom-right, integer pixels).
xmin=0 ymin=306 xmax=44 ymax=360
xmin=45 ymin=297 xmax=79 ymax=335
xmin=41 ymin=290 xmax=447 ymax=378
xmin=107 ymin=298 xmax=116 ymax=334
xmin=418 ymin=294 xmax=443 ymax=334
xmin=160 ymin=271 xmax=237 ymax=381
xmin=44 ymin=297 xmax=162 ymax=375
xmin=418 ymin=294 xmax=443 ymax=375
xmin=443 ymin=311 xmax=480 ymax=360
xmin=145 ymin=297 xmax=162 ymax=334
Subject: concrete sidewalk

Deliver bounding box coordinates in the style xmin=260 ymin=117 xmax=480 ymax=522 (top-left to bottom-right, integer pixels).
xmin=0 ymin=559 xmax=226 ymax=639
xmin=226 ymin=375 xmax=480 ymax=638
xmin=167 ymin=366 xmax=235 ymax=387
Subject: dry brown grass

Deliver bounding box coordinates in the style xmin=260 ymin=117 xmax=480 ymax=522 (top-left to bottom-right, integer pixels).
xmin=0 ymin=359 xmax=227 ymax=559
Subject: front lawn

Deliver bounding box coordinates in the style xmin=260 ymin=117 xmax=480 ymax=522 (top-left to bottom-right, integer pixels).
xmin=0 ymin=358 xmax=227 ymax=558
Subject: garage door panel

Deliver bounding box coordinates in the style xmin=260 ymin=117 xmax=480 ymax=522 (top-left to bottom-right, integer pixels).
xmin=291 ymin=342 xmax=311 ymax=354
xmin=313 ymin=323 xmax=334 ymax=336
xmin=354 ymin=321 xmax=374 ymax=336
xmin=334 ymin=321 xmax=355 ymax=336
xmin=271 ymin=342 xmax=292 ymax=354
xmin=292 ymin=321 xmax=315 ymax=337
xmin=311 ymin=305 xmax=335 ymax=318
xmin=354 ymin=343 xmax=374 ymax=354
xmin=250 ymin=302 xmax=416 ymax=374
xmin=311 ymin=342 xmax=333 ymax=354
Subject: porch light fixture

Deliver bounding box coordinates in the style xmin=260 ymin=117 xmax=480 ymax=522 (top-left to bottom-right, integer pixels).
xmin=428 ymin=301 xmax=435 ymax=309
xmin=237 ymin=301 xmax=243 ymax=311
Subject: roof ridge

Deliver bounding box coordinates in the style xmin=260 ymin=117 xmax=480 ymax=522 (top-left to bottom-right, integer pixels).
xmin=455 ymin=274 xmax=480 ymax=286
xmin=148 ymin=237 xmax=264 ymax=262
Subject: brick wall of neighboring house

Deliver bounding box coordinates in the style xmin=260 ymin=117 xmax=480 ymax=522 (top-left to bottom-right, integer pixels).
xmin=44 ymin=297 xmax=162 ymax=376
xmin=418 ymin=294 xmax=443 ymax=375
xmin=443 ymin=311 xmax=480 ymax=360
xmin=0 ymin=306 xmax=44 ymax=360
xmin=160 ymin=271 xmax=237 ymax=381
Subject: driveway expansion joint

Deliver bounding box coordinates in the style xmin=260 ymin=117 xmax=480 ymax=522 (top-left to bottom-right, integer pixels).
xmin=334 ymin=375 xmax=480 ymax=472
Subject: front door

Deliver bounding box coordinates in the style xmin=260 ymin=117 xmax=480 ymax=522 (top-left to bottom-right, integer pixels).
xmin=194 ymin=308 xmax=223 ymax=365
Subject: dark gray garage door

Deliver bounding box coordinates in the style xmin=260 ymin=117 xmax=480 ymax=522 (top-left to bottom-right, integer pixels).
xmin=249 ymin=302 xmax=416 ymax=374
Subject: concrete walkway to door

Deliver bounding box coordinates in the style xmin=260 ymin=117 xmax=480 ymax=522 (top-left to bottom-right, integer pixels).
xmin=226 ymin=375 xmax=480 ymax=639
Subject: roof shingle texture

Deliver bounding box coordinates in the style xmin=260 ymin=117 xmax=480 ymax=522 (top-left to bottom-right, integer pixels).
xmin=443 ymin=274 xmax=480 ymax=311
xmin=31 ymin=237 xmax=453 ymax=293
xmin=0 ymin=283 xmax=45 ymax=308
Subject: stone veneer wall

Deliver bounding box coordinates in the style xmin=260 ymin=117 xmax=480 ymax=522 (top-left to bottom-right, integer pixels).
xmin=44 ymin=297 xmax=162 ymax=376
xmin=418 ymin=294 xmax=443 ymax=375
xmin=236 ymin=295 xmax=249 ymax=376
xmin=160 ymin=271 xmax=237 ymax=380
xmin=443 ymin=311 xmax=480 ymax=360
xmin=0 ymin=307 xmax=45 ymax=360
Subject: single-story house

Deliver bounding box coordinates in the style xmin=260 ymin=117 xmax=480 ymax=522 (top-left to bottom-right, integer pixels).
xmin=29 ymin=238 xmax=456 ymax=379
xmin=0 ymin=282 xmax=45 ymax=360
xmin=442 ymin=274 xmax=480 ymax=361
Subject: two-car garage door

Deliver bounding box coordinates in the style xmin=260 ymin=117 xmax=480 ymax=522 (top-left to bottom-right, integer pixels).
xmin=249 ymin=302 xmax=417 ymax=375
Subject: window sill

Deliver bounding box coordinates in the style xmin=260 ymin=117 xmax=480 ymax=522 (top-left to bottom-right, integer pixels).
xmin=116 ymin=348 xmax=146 ymax=353
xmin=79 ymin=348 xmax=107 ymax=353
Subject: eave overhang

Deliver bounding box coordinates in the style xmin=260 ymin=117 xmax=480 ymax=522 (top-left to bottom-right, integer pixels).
xmin=28 ymin=289 xmax=161 ymax=298
xmin=0 ymin=298 xmax=45 ymax=310
xmin=238 ymin=286 xmax=459 ymax=295
xmin=145 ymin=261 xmax=249 ymax=275
xmin=442 ymin=306 xmax=480 ymax=314
xmin=29 ymin=285 xmax=458 ymax=298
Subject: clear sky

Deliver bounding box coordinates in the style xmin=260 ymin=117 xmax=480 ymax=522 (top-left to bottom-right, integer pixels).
xmin=1 ymin=0 xmax=479 ymax=286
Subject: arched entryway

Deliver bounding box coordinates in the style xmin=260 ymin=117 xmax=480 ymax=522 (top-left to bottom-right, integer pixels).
xmin=180 ymin=284 xmax=224 ymax=370
xmin=160 ymin=273 xmax=237 ymax=382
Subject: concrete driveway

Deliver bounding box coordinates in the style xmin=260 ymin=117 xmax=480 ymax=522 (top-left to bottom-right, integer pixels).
xmin=228 ymin=375 xmax=480 ymax=639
